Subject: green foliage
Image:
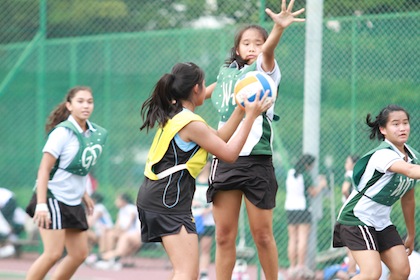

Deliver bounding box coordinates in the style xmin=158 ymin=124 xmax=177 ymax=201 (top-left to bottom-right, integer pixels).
xmin=2 ymin=0 xmax=420 ymax=43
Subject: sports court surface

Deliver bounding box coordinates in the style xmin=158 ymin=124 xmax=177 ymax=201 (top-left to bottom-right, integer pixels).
xmin=0 ymin=252 xmax=265 ymax=280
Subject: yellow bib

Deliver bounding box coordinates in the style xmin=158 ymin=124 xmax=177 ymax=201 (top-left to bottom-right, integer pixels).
xmin=144 ymin=110 xmax=208 ymax=180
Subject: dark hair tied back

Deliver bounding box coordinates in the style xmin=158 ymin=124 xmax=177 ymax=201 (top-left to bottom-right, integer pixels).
xmin=366 ymin=104 xmax=409 ymax=141
xmin=140 ymin=62 xmax=205 ymax=131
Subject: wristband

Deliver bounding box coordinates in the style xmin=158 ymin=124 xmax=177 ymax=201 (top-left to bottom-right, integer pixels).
xmin=35 ymin=203 xmax=48 ymax=212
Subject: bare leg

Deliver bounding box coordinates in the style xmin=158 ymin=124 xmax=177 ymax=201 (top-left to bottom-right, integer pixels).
xmin=245 ymin=198 xmax=278 ymax=280
xmin=350 ymin=250 xmax=382 ymax=280
xmin=287 ymin=224 xmax=297 ymax=268
xmin=346 ymin=248 xmax=357 ymax=275
xmin=162 ymin=226 xmax=199 ymax=280
xmin=381 ymin=245 xmax=410 ymax=280
xmin=212 ymin=190 xmax=242 ymax=280
xmin=87 ymin=230 xmax=98 ymax=253
xmin=103 ymin=228 xmax=119 ymax=253
xmin=296 ymin=223 xmax=310 ymax=267
xmin=199 ymin=235 xmax=213 ymax=275
xmin=98 ymin=228 xmax=109 ymax=254
xmin=25 ymin=228 xmax=65 ymax=280
xmin=51 ymin=229 xmax=88 ymax=280
xmin=101 ymin=231 xmax=141 ymax=260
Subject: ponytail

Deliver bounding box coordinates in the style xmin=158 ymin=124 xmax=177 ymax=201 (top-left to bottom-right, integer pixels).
xmin=140 ymin=62 xmax=205 ymax=131
xmin=140 ymin=74 xmax=179 ymax=131
xmin=45 ymin=103 xmax=70 ymax=133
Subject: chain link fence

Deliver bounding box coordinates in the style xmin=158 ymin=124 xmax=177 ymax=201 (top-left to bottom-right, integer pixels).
xmin=1 ymin=0 xmax=420 ymax=276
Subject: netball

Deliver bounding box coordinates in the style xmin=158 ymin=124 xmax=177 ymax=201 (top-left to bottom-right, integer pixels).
xmin=234 ymin=71 xmax=277 ymax=109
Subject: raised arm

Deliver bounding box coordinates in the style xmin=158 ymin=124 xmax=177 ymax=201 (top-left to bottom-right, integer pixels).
xmin=214 ymin=106 xmax=245 ymax=142
xmin=262 ymin=0 xmax=305 ymax=72
xmin=182 ymin=92 xmax=272 ymax=163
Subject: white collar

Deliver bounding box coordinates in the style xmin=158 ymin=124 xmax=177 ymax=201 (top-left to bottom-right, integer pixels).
xmin=67 ymin=115 xmax=95 ymax=133
xmin=384 ymin=139 xmax=416 ymax=161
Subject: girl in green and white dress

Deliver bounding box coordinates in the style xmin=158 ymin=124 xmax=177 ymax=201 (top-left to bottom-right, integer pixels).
xmin=205 ymin=1 xmax=305 ymax=279
xmin=333 ymin=104 xmax=420 ymax=280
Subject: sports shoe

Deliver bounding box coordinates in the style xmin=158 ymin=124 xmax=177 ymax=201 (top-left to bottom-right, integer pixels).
xmin=94 ymin=258 xmax=122 ymax=271
xmin=0 ymin=245 xmax=15 ymax=258
xmin=84 ymin=254 xmax=98 ymax=266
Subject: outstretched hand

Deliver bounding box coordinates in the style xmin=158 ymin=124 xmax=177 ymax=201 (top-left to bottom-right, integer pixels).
xmin=265 ymin=0 xmax=305 ymax=29
xmin=242 ymin=90 xmax=273 ymax=119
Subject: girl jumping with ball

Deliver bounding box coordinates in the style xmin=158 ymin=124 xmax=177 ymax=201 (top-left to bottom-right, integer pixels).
xmin=205 ymin=1 xmax=305 ymax=279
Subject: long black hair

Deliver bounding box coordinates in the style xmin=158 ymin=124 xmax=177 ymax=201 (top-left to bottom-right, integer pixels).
xmin=140 ymin=62 xmax=205 ymax=131
xmin=366 ymin=104 xmax=409 ymax=141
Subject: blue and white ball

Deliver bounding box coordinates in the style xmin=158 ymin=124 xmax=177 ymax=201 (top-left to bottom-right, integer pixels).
xmin=234 ymin=71 xmax=277 ymax=109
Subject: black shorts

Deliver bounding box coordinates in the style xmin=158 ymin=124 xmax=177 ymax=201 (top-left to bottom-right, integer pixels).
xmin=333 ymin=223 xmax=403 ymax=252
xmin=207 ymin=155 xmax=278 ymax=209
xmin=26 ymin=193 xmax=88 ymax=231
xmin=286 ymin=210 xmax=312 ymax=225
xmin=138 ymin=208 xmax=197 ymax=243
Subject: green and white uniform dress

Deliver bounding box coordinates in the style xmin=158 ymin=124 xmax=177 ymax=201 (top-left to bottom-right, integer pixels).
xmin=207 ymin=54 xmax=281 ymax=209
xmin=337 ymin=139 xmax=420 ymax=231
xmin=211 ymin=53 xmax=280 ymax=156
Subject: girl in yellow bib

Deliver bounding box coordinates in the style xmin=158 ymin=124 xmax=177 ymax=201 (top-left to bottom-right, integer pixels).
xmin=137 ymin=62 xmax=272 ymax=280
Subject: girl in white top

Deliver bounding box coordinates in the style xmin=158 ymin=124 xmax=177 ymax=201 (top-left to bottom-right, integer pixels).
xmin=25 ymin=86 xmax=107 ymax=280
xmin=284 ymin=154 xmax=326 ymax=271
xmin=333 ymin=104 xmax=420 ymax=280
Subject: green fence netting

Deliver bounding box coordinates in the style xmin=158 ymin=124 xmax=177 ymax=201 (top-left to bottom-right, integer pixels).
xmin=1 ymin=0 xmax=420 ymax=276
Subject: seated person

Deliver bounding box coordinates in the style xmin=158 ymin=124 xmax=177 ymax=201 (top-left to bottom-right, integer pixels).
xmin=93 ymin=193 xmax=141 ymax=270
xmin=86 ymin=192 xmax=113 ymax=263
xmin=0 ymin=188 xmax=24 ymax=238
xmin=0 ymin=188 xmax=28 ymax=258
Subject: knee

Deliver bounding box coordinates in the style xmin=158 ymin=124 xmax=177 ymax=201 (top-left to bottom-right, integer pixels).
xmin=359 ymin=269 xmax=382 ymax=280
xmin=172 ymin=268 xmax=199 ymax=280
xmin=389 ymin=266 xmax=410 ymax=280
xmin=215 ymin=228 xmax=236 ymax=248
xmin=80 ymin=248 xmax=89 ymax=261
xmin=43 ymin=251 xmax=64 ymax=263
xmin=71 ymin=247 xmax=89 ymax=263
xmin=253 ymin=231 xmax=274 ymax=248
